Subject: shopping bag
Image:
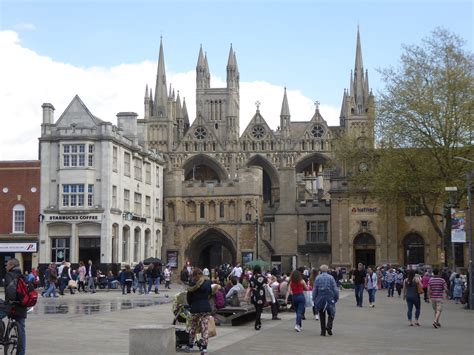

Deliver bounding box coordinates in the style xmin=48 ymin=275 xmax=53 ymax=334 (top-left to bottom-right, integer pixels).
xmin=304 ymin=290 xmax=313 ymax=308
xmin=208 ymin=316 xmax=217 ymax=338
xmin=68 ymin=280 xmax=77 ymax=288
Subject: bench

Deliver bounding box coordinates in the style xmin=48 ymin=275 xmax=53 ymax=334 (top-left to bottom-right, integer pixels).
xmin=214 ymin=291 xmax=256 ymax=326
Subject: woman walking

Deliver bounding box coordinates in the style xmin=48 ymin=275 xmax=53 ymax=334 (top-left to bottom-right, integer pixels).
xmin=185 ymin=268 xmax=212 ymax=354
xmin=403 ymin=270 xmax=422 ymax=326
xmin=452 ymin=274 xmax=463 ymax=304
xmin=285 ymin=269 xmax=307 ymax=332
xmin=365 ymin=267 xmax=378 ymax=307
xmin=245 ymin=265 xmax=266 ymax=330
xmin=78 ymin=261 xmax=86 ymax=292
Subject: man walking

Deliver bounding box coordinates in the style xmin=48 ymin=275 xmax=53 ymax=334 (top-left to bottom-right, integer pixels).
xmin=86 ymin=260 xmax=97 ymax=293
xmin=429 ymin=268 xmax=448 ymax=328
xmin=352 ymin=263 xmax=366 ymax=307
xmin=312 ymin=265 xmax=339 ymax=336
xmin=386 ymin=268 xmax=396 ymax=297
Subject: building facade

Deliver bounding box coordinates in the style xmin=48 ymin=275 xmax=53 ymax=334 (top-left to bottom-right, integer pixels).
xmin=38 ymin=97 xmax=165 ymax=266
xmin=135 ymin=29 xmax=453 ymax=272
xmin=0 ymin=161 xmax=40 ymax=281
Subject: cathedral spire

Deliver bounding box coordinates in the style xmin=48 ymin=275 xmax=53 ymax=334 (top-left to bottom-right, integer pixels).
xmin=351 ymin=27 xmax=369 ymax=114
xmin=182 ymin=97 xmax=189 ymax=126
xmin=154 ymin=37 xmax=168 ymax=117
xmin=197 ymin=45 xmax=205 ymax=68
xmin=280 ymin=87 xmax=290 ymax=117
xmin=196 ymin=45 xmax=210 ymax=89
xmin=226 ymin=44 xmax=239 ymax=90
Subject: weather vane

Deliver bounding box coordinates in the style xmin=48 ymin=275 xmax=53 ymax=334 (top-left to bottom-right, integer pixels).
xmin=314 ymin=100 xmax=320 ymax=111
xmin=255 ymin=100 xmax=261 ymax=111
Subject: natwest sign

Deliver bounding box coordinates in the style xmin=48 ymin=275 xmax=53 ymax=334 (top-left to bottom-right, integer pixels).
xmin=351 ymin=207 xmax=378 ymax=214
xmin=46 ymin=214 xmax=102 ymax=222
xmin=0 ymin=243 xmax=38 ymax=253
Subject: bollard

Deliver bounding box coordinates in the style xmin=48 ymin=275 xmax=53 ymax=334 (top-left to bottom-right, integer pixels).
xmin=129 ymin=325 xmax=176 ymax=355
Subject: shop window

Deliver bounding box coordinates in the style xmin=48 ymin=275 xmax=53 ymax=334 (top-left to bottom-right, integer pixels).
xmin=51 ymin=238 xmax=70 ymax=263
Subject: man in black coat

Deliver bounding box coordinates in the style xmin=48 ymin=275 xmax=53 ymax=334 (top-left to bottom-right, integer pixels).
xmin=1 ymin=258 xmax=27 ymax=355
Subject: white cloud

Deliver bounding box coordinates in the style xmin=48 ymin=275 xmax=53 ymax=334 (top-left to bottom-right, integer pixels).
xmin=0 ymin=30 xmax=340 ymax=160
xmin=13 ymin=23 xmax=36 ymax=31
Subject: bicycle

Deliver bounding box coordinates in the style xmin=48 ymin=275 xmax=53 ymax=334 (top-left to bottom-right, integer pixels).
xmin=0 ymin=316 xmax=22 ymax=355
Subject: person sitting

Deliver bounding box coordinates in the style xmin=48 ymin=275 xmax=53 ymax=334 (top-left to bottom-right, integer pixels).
xmin=225 ymin=277 xmax=244 ymax=306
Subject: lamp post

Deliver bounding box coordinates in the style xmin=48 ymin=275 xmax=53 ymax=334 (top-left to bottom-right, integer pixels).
xmin=256 ymin=214 xmax=259 ymax=260
xmin=453 ymin=156 xmax=473 ymax=310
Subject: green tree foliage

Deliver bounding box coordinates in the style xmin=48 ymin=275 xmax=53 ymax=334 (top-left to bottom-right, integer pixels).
xmin=337 ymin=28 xmax=474 ymax=240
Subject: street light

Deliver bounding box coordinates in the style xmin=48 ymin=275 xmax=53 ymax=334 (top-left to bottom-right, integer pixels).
xmin=453 ymin=156 xmax=473 ymax=310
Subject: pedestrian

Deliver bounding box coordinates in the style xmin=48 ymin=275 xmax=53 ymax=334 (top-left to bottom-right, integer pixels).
xmin=352 ymin=263 xmax=366 ymax=307
xmin=365 ymin=267 xmax=378 ymax=307
xmin=185 ymin=268 xmax=212 ymax=354
xmin=229 ymin=263 xmax=243 ymax=282
xmin=78 ymin=261 xmax=86 ymax=292
xmin=0 ymin=258 xmax=28 ymax=355
xmin=386 ymin=268 xmax=395 ymax=297
xmin=309 ymin=269 xmax=319 ymax=320
xmin=123 ymin=265 xmax=134 ymax=294
xmin=86 ymin=260 xmax=97 ymax=293
xmin=180 ymin=265 xmax=189 ymax=285
xmin=285 ymin=269 xmax=307 ymax=332
xmin=312 ymin=264 xmax=339 ymax=336
xmin=395 ymin=269 xmax=404 ymax=297
xmin=164 ymin=266 xmax=172 ymax=289
xmin=137 ymin=265 xmax=147 ymax=294
xmin=246 ymin=265 xmax=267 ymax=331
xmin=42 ymin=264 xmax=59 ymax=298
xmin=403 ymin=270 xmax=422 ymax=326
xmin=452 ymin=274 xmax=463 ymax=304
xmin=268 ymin=276 xmax=281 ymax=320
xmin=421 ymin=271 xmax=430 ymax=303
xmin=428 ymin=268 xmax=448 ymax=328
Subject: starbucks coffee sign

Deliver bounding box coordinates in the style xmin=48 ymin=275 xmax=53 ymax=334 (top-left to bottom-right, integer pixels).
xmin=47 ymin=214 xmax=102 ymax=222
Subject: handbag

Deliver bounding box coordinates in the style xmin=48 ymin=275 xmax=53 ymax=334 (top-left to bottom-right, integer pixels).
xmin=207 ymin=316 xmax=217 ymax=338
xmin=68 ymin=280 xmax=77 ymax=288
xmin=304 ymin=290 xmax=313 ymax=308
xmin=416 ymin=281 xmax=424 ymax=295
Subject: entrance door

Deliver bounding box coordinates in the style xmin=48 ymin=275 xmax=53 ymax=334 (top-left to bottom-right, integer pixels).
xmin=355 ymin=249 xmax=376 ymax=268
xmin=79 ymin=237 xmax=101 ymax=264
xmin=189 ymin=229 xmax=236 ymax=269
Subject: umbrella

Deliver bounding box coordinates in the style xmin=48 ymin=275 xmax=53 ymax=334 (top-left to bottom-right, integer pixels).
xmin=143 ymin=257 xmax=162 ymax=265
xmin=245 ymin=259 xmax=271 ymax=269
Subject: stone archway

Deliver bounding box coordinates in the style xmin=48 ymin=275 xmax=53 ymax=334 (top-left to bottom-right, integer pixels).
xmin=186 ymin=228 xmax=236 ymax=269
xmin=247 ymin=154 xmax=280 ymax=204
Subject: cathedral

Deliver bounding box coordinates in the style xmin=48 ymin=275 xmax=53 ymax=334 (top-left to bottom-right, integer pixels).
xmin=138 ymin=29 xmax=444 ymax=272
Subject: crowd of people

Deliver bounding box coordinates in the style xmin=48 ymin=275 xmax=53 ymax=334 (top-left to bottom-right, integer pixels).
xmin=350 ymin=262 xmax=469 ymax=327
xmin=39 ymin=260 xmax=173 ymax=297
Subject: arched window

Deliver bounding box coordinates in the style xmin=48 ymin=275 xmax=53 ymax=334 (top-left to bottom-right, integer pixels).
xmin=12 ymin=204 xmax=25 ymax=233
xmin=403 ymin=234 xmax=425 ymax=265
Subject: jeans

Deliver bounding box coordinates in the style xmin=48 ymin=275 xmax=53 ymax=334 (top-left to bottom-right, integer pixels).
xmin=271 ymin=302 xmax=279 ymax=318
xmin=387 ymin=282 xmax=394 ymax=297
xmin=87 ymin=276 xmax=96 ymax=292
xmin=319 ymin=309 xmax=334 ymax=335
xmin=43 ymin=283 xmax=58 ymax=297
xmin=59 ymin=277 xmax=67 ymax=294
xmin=367 ymin=288 xmax=376 ymax=304
xmin=406 ymin=297 xmax=421 ymax=321
xmin=292 ymin=293 xmax=305 ymax=327
xmin=423 ymin=287 xmax=429 ymax=302
xmin=354 ymin=284 xmax=364 ymax=306
xmin=0 ymin=311 xmax=26 ymax=355
xmin=138 ymin=282 xmax=146 ymax=294
xmin=148 ymin=277 xmax=160 ymax=293
xmin=255 ymin=303 xmax=263 ymax=328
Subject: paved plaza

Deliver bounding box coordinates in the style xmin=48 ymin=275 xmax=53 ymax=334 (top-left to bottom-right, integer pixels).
xmin=3 ymin=286 xmax=473 ymax=354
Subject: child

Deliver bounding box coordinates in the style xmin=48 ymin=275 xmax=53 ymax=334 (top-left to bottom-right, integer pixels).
xmin=138 ymin=267 xmax=147 ymax=294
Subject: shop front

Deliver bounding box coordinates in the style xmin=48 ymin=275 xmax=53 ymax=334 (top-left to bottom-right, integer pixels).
xmin=0 ymin=242 xmax=38 ymax=285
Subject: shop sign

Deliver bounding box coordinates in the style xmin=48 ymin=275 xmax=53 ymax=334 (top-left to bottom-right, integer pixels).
xmin=0 ymin=243 xmax=37 ymax=253
xmin=46 ymin=214 xmax=102 ymax=222
xmin=351 ymin=207 xmax=377 ymax=214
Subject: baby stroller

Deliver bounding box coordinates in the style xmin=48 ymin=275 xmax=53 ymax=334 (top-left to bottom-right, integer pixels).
xmin=172 ymin=291 xmax=204 ymax=352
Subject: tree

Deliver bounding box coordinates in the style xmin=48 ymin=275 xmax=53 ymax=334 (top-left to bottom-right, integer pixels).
xmin=336 ymin=28 xmax=474 ymax=263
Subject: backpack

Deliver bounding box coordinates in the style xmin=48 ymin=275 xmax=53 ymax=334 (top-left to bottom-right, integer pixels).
xmin=6 ymin=276 xmax=38 ymax=307
xmin=214 ymin=290 xmax=225 ymax=309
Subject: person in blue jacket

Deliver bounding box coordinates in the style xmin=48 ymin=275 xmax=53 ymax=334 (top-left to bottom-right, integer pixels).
xmin=312 ymin=264 xmax=339 ymax=336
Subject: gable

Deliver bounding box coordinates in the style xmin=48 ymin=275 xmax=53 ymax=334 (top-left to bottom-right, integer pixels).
xmin=175 ymin=113 xmax=224 ymax=151
xmin=241 ymin=111 xmax=277 ymax=141
xmin=55 ymin=95 xmax=103 ymax=128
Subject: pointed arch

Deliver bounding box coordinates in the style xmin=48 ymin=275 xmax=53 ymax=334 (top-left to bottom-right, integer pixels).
xmin=246 ymin=154 xmax=280 ymax=204
xmin=295 ymin=153 xmax=330 ymax=174
xmin=182 ymin=153 xmax=228 ymax=182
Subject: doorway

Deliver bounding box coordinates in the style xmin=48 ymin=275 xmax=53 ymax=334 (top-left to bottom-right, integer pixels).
xmin=79 ymin=237 xmax=101 ymax=264
xmin=188 ymin=229 xmax=236 ymax=269
xmin=353 ymin=233 xmax=376 ymax=268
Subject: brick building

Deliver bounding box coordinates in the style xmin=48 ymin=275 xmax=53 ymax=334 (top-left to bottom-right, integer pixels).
xmin=0 ymin=161 xmax=40 ymax=282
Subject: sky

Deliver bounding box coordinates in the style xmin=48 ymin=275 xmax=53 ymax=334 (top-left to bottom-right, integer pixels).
xmin=0 ymin=0 xmax=472 ymax=160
